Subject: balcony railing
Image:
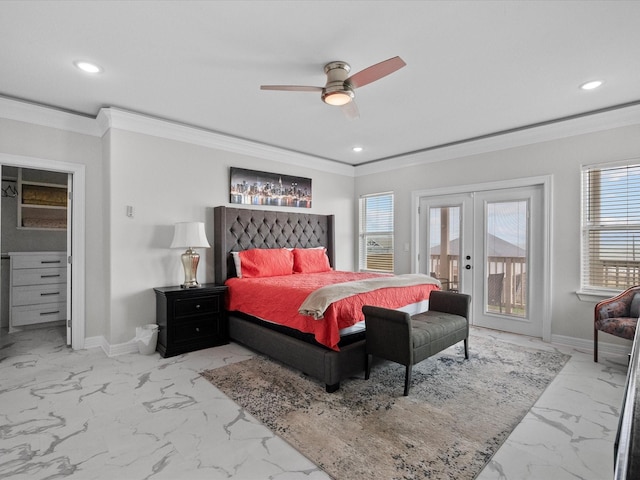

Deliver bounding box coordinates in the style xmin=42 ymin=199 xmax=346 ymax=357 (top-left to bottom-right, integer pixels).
xmin=589 ymin=260 xmax=640 ymax=289
xmin=430 ymin=254 xmax=527 ymax=316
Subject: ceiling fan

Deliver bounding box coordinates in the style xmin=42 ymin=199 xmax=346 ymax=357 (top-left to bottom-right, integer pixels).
xmin=260 ymin=56 xmax=406 ymax=119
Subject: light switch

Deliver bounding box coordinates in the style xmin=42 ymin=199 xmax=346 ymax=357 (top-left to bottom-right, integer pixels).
xmin=126 ymin=205 xmax=134 ymax=218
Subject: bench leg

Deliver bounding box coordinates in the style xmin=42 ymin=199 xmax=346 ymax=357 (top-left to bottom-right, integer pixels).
xmin=404 ymin=364 xmax=412 ymax=396
xmin=464 ymin=338 xmax=469 ymax=359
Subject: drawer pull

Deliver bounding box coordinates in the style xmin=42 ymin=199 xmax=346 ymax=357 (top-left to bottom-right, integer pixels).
xmin=195 ymin=327 xmax=200 ymax=332
xmin=40 ymin=310 xmax=60 ymax=316
xmin=41 ymin=260 xmax=62 ymax=264
xmin=40 ymin=292 xmax=60 ymax=296
xmin=41 ymin=274 xmax=61 ymax=278
xmin=195 ymin=304 xmax=201 ymax=309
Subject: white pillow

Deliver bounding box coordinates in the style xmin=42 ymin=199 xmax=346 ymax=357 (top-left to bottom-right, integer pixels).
xmin=231 ymin=251 xmax=242 ymax=278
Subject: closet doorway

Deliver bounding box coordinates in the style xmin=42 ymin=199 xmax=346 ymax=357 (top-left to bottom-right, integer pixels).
xmin=0 ymin=153 xmax=85 ymax=350
xmin=1 ymin=166 xmax=70 ymax=343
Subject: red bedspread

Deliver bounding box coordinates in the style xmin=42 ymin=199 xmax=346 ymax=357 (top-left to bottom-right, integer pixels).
xmin=225 ymin=271 xmax=440 ymax=351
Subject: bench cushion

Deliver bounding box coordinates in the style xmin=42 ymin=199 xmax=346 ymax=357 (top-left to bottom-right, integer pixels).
xmin=411 ymin=311 xmax=468 ymax=363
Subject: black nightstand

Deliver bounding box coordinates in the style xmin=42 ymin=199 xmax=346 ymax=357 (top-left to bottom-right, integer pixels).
xmin=153 ymin=284 xmax=228 ymax=357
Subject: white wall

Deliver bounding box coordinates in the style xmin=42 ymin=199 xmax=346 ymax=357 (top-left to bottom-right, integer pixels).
xmin=3 ymin=99 xmax=639 ymax=350
xmin=0 ymin=117 xmax=106 ymax=338
xmin=355 ymin=123 xmax=640 ymax=344
xmin=105 ymin=128 xmax=355 ymax=344
xmin=0 ymin=105 xmax=355 ymax=347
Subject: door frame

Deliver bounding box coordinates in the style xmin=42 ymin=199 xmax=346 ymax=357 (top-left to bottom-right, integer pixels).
xmin=411 ymin=175 xmax=553 ymax=342
xmin=0 ymin=152 xmax=85 ymax=349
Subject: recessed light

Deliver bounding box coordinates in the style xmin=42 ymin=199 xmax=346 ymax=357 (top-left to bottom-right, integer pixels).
xmin=580 ymin=80 xmax=603 ymax=91
xmin=74 ymin=61 xmax=103 ymax=74
xmin=352 ymin=146 xmax=364 ymax=153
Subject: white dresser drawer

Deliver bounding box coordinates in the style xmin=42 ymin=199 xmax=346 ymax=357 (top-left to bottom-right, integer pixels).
xmin=12 ymin=284 xmax=67 ymax=307
xmin=11 ymin=303 xmax=67 ymax=326
xmin=10 ymin=252 xmax=66 ymax=269
xmin=12 ymin=267 xmax=67 ymax=286
xmin=9 ymin=251 xmax=68 ymax=331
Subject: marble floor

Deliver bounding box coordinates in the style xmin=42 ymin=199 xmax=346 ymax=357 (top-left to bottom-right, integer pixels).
xmin=0 ymin=325 xmax=629 ymax=480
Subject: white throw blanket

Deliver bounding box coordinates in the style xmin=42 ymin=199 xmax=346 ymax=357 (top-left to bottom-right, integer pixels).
xmin=298 ymin=273 xmax=441 ymax=320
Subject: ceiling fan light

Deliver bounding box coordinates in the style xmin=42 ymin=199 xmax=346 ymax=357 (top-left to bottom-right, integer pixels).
xmin=323 ymin=90 xmax=354 ymax=106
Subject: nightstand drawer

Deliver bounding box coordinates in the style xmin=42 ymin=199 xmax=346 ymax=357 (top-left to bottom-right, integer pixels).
xmin=174 ymin=296 xmax=220 ymax=317
xmin=173 ymin=318 xmax=217 ymax=344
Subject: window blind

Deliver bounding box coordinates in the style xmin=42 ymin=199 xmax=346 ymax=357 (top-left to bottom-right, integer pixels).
xmin=582 ymin=162 xmax=640 ymax=290
xmin=359 ymin=193 xmax=394 ymax=272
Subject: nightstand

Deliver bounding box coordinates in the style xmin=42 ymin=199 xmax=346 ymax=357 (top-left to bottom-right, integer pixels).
xmin=153 ymin=284 xmax=228 ymax=357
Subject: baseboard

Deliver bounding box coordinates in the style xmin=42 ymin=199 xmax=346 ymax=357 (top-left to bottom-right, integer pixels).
xmin=551 ymin=333 xmax=632 ymax=358
xmin=82 ymin=335 xmax=107 ymax=352
xmin=83 ymin=335 xmax=139 ymax=357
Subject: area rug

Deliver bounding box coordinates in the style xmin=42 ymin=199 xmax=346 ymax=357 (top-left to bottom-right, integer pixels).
xmin=201 ymin=334 xmax=570 ymax=480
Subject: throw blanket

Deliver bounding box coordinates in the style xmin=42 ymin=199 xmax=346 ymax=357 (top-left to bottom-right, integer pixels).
xmin=299 ymin=273 xmax=441 ymax=319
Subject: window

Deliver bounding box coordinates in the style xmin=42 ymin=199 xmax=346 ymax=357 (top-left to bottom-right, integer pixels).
xmin=359 ymin=192 xmax=394 ymax=272
xmin=581 ymin=161 xmax=640 ymax=291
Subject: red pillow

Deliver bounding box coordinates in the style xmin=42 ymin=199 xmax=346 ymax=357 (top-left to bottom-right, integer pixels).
xmin=293 ymin=248 xmax=331 ymax=274
xmin=238 ymin=248 xmax=294 ymax=278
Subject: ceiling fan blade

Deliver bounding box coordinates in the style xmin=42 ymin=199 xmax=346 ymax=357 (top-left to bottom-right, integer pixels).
xmin=346 ymin=56 xmax=406 ymax=89
xmin=260 ymin=85 xmax=323 ymax=92
xmin=342 ymin=100 xmax=360 ymax=120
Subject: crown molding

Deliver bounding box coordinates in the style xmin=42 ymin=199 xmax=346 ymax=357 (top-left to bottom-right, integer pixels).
xmin=96 ymin=108 xmax=355 ymax=177
xmin=355 ymin=103 xmax=640 ymax=176
xmin=0 ymin=96 xmax=100 ymax=137
xmin=4 ymin=95 xmax=640 ymax=178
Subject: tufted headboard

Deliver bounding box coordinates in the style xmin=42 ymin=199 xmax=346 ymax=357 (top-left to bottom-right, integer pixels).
xmin=213 ymin=206 xmax=335 ymax=284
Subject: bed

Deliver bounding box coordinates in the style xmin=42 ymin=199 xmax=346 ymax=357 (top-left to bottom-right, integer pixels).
xmin=213 ymin=205 xmax=439 ymax=392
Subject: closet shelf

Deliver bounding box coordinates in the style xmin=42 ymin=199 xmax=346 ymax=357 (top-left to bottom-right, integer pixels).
xmin=17 ymin=169 xmax=67 ymax=231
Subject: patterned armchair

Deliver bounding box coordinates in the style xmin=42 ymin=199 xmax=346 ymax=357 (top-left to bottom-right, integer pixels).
xmin=594 ymin=285 xmax=640 ymax=362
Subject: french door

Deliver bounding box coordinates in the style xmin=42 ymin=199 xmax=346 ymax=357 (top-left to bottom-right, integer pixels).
xmin=419 ymin=185 xmax=544 ymax=337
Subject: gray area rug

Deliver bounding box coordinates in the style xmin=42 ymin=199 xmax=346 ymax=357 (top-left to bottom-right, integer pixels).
xmin=201 ymin=334 xmax=570 ymax=480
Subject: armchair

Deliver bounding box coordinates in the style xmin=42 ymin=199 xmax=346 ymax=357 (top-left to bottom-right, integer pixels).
xmin=594 ymin=285 xmax=640 ymax=362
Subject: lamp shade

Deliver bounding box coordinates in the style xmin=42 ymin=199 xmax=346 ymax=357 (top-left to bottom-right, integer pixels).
xmin=170 ymin=222 xmax=210 ymax=249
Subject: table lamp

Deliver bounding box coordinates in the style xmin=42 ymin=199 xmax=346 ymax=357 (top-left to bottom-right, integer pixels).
xmin=170 ymin=222 xmax=210 ymax=288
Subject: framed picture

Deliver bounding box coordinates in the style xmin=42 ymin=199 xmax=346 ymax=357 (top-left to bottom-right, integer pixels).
xmin=230 ymin=167 xmax=312 ymax=208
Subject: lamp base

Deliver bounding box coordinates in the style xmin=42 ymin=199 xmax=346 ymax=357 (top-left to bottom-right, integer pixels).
xmin=180 ymin=248 xmax=201 ymax=288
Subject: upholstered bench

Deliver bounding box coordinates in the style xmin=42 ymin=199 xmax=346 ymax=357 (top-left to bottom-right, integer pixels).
xmin=363 ymin=290 xmax=471 ymax=396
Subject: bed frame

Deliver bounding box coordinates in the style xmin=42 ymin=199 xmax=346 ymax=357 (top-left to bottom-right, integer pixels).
xmin=213 ymin=205 xmax=367 ymax=392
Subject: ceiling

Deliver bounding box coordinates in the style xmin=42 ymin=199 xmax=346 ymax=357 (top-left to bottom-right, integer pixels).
xmin=1 ymin=1 xmax=640 ymax=167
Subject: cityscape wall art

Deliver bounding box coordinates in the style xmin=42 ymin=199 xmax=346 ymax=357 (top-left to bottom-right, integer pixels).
xmin=229 ymin=167 xmax=312 ymax=208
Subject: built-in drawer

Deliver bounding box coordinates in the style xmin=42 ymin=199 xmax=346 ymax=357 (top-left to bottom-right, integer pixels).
xmin=174 ymin=296 xmax=220 ymax=317
xmin=12 ymin=267 xmax=67 ymax=286
xmin=12 ymin=284 xmax=67 ymax=307
xmin=11 ymin=253 xmax=66 ymax=269
xmin=11 ymin=303 xmax=67 ymax=326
